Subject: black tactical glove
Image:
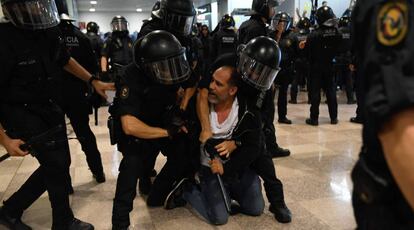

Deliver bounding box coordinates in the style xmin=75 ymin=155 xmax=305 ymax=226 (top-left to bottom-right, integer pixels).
xmin=163 ymin=105 xmax=187 ymax=139
xmin=165 ymin=116 xmax=186 ymax=139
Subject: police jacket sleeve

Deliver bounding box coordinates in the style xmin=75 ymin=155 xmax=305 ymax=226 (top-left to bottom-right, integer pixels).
xmin=223 ymin=106 xmax=263 ymax=180
xmin=48 ymin=27 xmax=71 ymax=67
xmin=101 ymin=39 xmax=112 ymax=57
xmin=78 ymin=31 xmax=99 ymax=74
xmin=357 ymin=6 xmax=414 ymax=132
xmin=114 ymin=64 xmax=144 ymax=118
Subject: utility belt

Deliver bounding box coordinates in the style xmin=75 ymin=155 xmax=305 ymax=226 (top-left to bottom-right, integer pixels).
xmin=109 ymin=63 xmax=126 ymax=81
xmin=352 ymin=149 xmax=398 ymax=205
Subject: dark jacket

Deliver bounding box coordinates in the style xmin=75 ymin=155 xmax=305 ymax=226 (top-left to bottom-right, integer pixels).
xmin=238 ymin=15 xmax=267 ymax=45
xmin=222 ymin=95 xmax=264 ymax=181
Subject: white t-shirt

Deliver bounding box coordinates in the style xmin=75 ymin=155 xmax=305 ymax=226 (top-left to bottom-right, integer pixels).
xmin=200 ymin=98 xmax=239 ymax=167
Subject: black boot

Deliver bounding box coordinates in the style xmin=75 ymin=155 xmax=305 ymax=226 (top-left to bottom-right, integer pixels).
xmin=350 ymin=117 xmax=363 ymax=124
xmin=269 ymin=203 xmax=292 ymax=223
xmin=0 ymin=206 xmax=32 ymax=230
xmin=306 ymin=118 xmax=318 ymax=126
xmin=52 ymin=218 xmax=94 ymax=230
xmin=93 ymin=172 xmax=106 ymax=183
xmin=278 ymin=117 xmax=292 ymax=124
xmin=269 ymin=146 xmax=291 ymax=158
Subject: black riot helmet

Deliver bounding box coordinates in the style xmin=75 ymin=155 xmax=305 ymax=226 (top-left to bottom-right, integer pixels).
xmin=316 ymin=6 xmax=336 ymax=26
xmin=1 ymin=0 xmax=60 ymax=30
xmin=160 ymin=0 xmax=196 ymax=36
xmin=271 ymin=11 xmax=291 ymax=32
xmin=338 ymin=16 xmax=350 ymax=28
xmin=151 ymin=0 xmax=161 ymax=19
xmin=59 ymin=13 xmax=75 ymax=22
xmin=296 ymin=17 xmax=311 ymax=31
xmin=237 ymin=36 xmax=281 ymax=91
xmin=87 ymin=22 xmax=99 ymax=34
xmin=111 ymin=15 xmax=129 ymax=32
xmin=248 ymin=0 xmax=278 ymax=22
xmin=134 ymin=30 xmax=191 ymax=85
xmin=220 ymin=14 xmax=235 ymax=29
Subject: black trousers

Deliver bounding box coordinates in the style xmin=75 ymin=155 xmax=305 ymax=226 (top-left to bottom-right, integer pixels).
xmin=112 ymin=136 xmax=193 ymax=228
xmin=309 ymin=70 xmax=338 ymax=120
xmin=291 ymin=62 xmax=309 ymax=101
xmin=60 ymin=96 xmax=103 ymax=175
xmin=251 ymin=152 xmax=285 ymax=206
xmin=336 ymin=66 xmax=354 ymax=102
xmin=276 ymin=72 xmax=292 ymax=119
xmin=0 ymin=102 xmax=74 ymax=228
xmin=261 ymin=88 xmax=280 ymax=152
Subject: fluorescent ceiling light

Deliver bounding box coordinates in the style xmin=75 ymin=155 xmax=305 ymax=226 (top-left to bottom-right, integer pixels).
xmin=89 ymin=8 xmax=96 ymax=12
xmin=136 ymin=8 xmax=142 ymax=12
xmin=90 ymin=1 xmax=97 ymax=4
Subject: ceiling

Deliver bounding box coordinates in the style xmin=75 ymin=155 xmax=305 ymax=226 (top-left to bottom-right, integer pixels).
xmin=76 ymin=0 xmax=214 ymax=12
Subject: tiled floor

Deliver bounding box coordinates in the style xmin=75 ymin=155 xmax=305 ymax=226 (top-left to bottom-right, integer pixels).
xmin=0 ymin=91 xmax=360 ymax=229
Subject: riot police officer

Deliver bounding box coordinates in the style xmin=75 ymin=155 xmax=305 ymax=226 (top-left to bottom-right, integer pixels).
xmin=110 ymin=30 xmax=194 ymax=229
xmin=238 ymin=0 xmax=277 ymax=44
xmin=85 ymin=22 xmax=103 ymax=69
xmin=136 ymin=0 xmax=199 ymax=195
xmin=210 ymin=14 xmax=238 ymax=62
xmin=57 ymin=13 xmax=105 ymax=183
xmin=0 ymin=0 xmax=114 ymax=229
xmin=335 ymin=16 xmax=355 ymax=104
xmin=304 ymin=6 xmax=341 ymax=126
xmin=269 ymin=11 xmax=295 ymax=125
xmin=101 ymin=16 xmax=133 ymax=82
xmin=351 ymin=0 xmax=414 ymax=228
xmin=290 ymin=17 xmax=311 ymax=104
xmin=234 ymin=0 xmax=290 ymax=158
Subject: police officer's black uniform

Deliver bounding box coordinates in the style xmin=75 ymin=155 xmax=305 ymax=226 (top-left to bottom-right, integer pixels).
xmin=305 ymin=6 xmax=342 ymax=125
xmin=269 ymin=12 xmax=296 ymax=124
xmin=101 ymin=16 xmax=133 ymax=82
xmin=58 ymin=15 xmax=105 ymax=183
xmin=135 ymin=0 xmax=198 ymax=195
xmin=210 ymin=15 xmax=238 ymax=62
xmin=238 ymin=0 xmax=291 ymax=158
xmin=335 ymin=16 xmax=355 ymax=104
xmin=85 ymin=22 xmax=103 ymax=69
xmin=0 ymin=0 xmax=95 ymax=229
xmin=110 ymin=31 xmax=195 ymax=229
xmin=290 ymin=17 xmax=311 ymax=103
xmin=351 ymin=1 xmax=414 ymax=228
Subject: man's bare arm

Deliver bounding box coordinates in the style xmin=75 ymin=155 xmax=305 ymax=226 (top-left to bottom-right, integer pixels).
xmin=379 ymin=108 xmax=414 ymax=211
xmin=121 ymin=115 xmax=169 ymax=139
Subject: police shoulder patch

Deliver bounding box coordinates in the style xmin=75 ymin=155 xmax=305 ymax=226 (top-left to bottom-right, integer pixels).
xmin=377 ymin=0 xmax=409 ymax=46
xmin=120 ymin=86 xmax=130 ymax=99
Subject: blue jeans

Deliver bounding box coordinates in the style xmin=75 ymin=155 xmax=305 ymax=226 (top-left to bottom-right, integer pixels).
xmin=183 ymin=166 xmax=264 ymax=225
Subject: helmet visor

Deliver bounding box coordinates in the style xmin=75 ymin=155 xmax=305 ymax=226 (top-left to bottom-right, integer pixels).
xmin=237 ymin=53 xmax=280 ymax=91
xmin=271 ymin=18 xmax=290 ymax=32
xmin=165 ymin=13 xmax=194 ymax=36
xmin=144 ymin=52 xmax=191 ymax=85
xmin=111 ymin=21 xmax=128 ymax=32
xmin=2 ymin=0 xmax=60 ymax=30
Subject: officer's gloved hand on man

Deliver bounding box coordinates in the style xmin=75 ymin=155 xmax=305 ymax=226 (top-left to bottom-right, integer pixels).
xmin=163 ymin=105 xmax=188 ymax=139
